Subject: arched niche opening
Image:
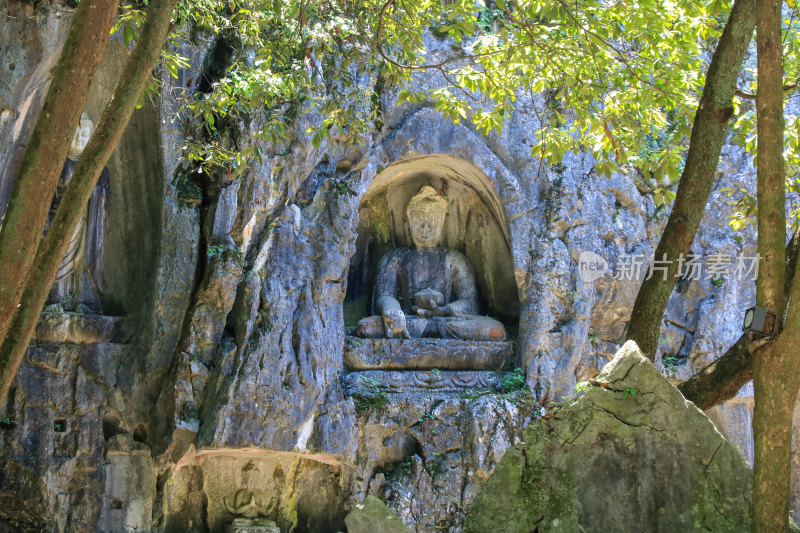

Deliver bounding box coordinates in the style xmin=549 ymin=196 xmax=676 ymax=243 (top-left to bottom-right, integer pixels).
xmin=345 ymin=154 xmax=520 ymax=333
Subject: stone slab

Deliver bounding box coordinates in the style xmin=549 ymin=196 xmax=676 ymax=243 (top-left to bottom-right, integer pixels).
xmin=163 ymin=449 xmax=352 ymax=532
xmin=225 ymin=518 xmax=280 ymax=533
xmin=34 ymin=312 xmax=129 ymax=344
xmin=343 ymin=336 xmax=516 ymax=371
xmin=343 ymin=370 xmax=510 ymax=394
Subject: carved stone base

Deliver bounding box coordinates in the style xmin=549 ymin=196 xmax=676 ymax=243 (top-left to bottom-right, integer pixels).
xmin=344 ymin=336 xmax=516 ymax=371
xmin=225 ymin=518 xmax=280 ymax=533
xmin=343 ymin=370 xmax=511 ymax=394
xmin=34 ymin=312 xmax=129 ymax=344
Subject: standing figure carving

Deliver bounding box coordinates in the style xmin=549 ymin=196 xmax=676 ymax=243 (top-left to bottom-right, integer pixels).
xmin=356 ymin=186 xmax=506 ymax=341
xmin=45 ymin=112 xmax=110 ymax=313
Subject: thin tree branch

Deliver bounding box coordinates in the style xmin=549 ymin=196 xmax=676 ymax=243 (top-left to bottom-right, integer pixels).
xmin=735 ymin=81 xmax=798 ymax=100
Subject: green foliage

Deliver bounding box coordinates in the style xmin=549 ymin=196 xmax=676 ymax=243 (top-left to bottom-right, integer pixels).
xmin=0 ymin=417 xmax=19 ymax=429
xmin=110 ymin=0 xmax=729 ymax=189
xmin=588 ymin=330 xmax=599 ymax=348
xmin=663 ymin=355 xmax=687 ymax=368
xmin=500 ymin=367 xmax=526 ymax=393
xmin=178 ymin=401 xmax=199 ymax=423
xmin=720 ymin=8 xmax=800 ymax=232
xmin=352 ymin=375 xmax=388 ymax=413
xmin=109 ymin=0 xmax=797 ymax=224
xmin=332 ymin=179 xmax=356 ymax=197
xmin=207 ymin=244 xmax=226 ymax=257
xmin=173 ymin=171 xmax=203 ymax=205
xmin=574 ymin=380 xmax=591 ymax=394
xmin=621 ymin=387 xmax=637 ymax=399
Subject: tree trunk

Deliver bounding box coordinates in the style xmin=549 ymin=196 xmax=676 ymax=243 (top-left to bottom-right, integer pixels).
xmin=0 ymin=0 xmax=119 ymax=350
xmin=752 ymin=0 xmax=796 ymax=526
xmin=0 ymin=0 xmax=180 ymax=405
xmin=625 ymin=0 xmax=756 ymax=360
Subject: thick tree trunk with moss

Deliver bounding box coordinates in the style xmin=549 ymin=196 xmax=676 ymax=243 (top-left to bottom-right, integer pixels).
xmin=0 ymin=0 xmax=180 ymax=405
xmin=0 ymin=0 xmax=119 ymax=354
xmin=625 ymin=0 xmax=756 ymax=361
xmin=751 ymin=0 xmax=797 ymax=527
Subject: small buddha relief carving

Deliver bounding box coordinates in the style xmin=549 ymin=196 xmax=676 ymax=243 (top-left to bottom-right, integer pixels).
xmin=45 ymin=113 xmax=110 ymax=314
xmin=224 ymin=460 xmax=277 ymax=519
xmin=355 ymin=186 xmax=506 ymax=341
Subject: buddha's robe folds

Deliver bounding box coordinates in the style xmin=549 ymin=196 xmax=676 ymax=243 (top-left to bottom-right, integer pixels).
xmin=357 ymin=247 xmax=506 ymax=341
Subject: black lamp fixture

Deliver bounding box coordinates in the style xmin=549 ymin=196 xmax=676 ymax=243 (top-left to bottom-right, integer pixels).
xmin=742 ymin=306 xmax=776 ymax=337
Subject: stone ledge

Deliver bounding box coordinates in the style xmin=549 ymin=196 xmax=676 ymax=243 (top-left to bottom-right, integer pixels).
xmin=34 ymin=312 xmax=130 ymax=344
xmin=343 ymin=336 xmax=516 ymax=371
xmin=343 ymin=370 xmax=511 ymax=394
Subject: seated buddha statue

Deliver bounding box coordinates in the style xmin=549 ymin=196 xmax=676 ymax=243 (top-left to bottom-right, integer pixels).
xmin=355 ymin=186 xmax=506 ymax=341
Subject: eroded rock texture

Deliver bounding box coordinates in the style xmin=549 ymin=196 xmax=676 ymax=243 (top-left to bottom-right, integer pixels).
xmin=0 ymin=342 xmax=130 ymax=531
xmin=353 ymin=395 xmax=535 ymax=532
xmin=464 ymin=341 xmax=752 ymax=533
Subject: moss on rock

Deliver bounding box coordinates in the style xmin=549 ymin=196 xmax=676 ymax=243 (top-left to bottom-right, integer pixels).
xmin=464 ymin=341 xmax=752 ymax=533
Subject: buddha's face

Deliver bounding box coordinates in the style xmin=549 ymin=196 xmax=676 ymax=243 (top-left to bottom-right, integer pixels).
xmin=68 ymin=119 xmax=93 ymax=159
xmin=408 ymin=203 xmax=446 ymax=249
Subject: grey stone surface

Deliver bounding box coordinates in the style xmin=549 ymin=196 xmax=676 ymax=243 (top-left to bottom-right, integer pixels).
xmin=98 ymin=435 xmax=156 ymax=533
xmin=464 ymin=341 xmax=753 ymax=533
xmin=353 ymin=395 xmax=535 ymax=532
xmin=344 ymin=337 xmax=516 ymax=371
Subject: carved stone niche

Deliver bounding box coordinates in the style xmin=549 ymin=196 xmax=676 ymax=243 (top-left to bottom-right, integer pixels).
xmin=0 ymin=41 xmax=162 ymax=344
xmin=162 ymin=449 xmax=352 ymax=532
xmin=343 ymin=155 xmax=521 ymax=392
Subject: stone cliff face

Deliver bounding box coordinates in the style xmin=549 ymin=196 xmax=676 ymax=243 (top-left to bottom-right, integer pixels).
xmin=0 ymin=1 xmax=776 ymax=531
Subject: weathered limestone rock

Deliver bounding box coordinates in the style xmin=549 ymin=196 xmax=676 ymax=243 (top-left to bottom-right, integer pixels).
xmin=354 ymin=395 xmax=535 ymax=532
xmin=0 ymin=341 xmax=129 ymax=531
xmin=97 ymin=435 xmax=156 ymax=533
xmin=345 ymin=496 xmax=410 ymax=533
xmin=45 ymin=113 xmax=110 ymax=313
xmin=464 ymin=341 xmax=752 ymax=533
xmin=0 ymin=5 xmax=777 ymax=529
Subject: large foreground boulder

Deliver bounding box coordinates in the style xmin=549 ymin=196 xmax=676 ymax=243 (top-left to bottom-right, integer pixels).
xmin=464 ymin=341 xmax=752 ymax=532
